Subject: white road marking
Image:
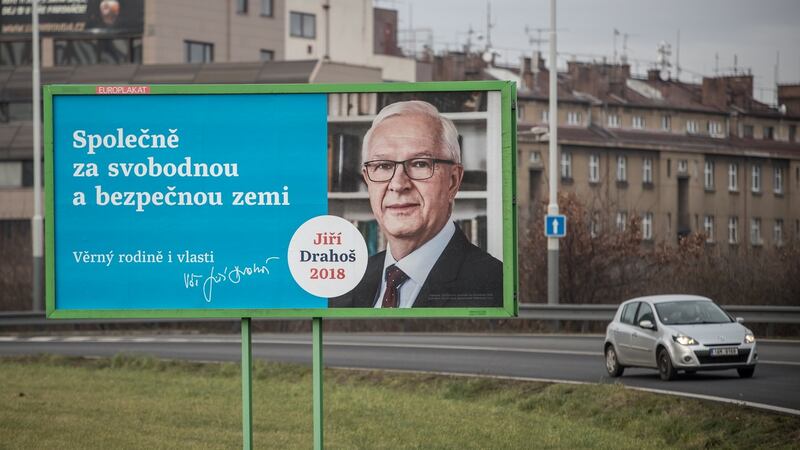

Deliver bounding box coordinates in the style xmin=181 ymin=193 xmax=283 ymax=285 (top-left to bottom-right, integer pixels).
xmin=5 ymin=336 xmax=800 ymax=367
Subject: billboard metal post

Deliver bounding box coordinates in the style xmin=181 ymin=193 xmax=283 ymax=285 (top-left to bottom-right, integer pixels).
xmin=241 ymin=318 xmax=253 ymax=450
xmin=313 ymin=317 xmax=324 ymax=450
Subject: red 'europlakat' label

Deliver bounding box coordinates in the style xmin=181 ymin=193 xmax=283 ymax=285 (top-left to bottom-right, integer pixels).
xmin=95 ymin=86 xmax=151 ymax=95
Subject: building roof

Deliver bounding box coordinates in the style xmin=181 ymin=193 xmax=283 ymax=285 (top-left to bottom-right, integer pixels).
xmin=0 ymin=60 xmax=344 ymax=102
xmin=519 ymin=125 xmax=800 ymax=160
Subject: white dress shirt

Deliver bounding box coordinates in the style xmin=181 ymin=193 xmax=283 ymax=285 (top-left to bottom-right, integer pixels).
xmin=373 ymin=219 xmax=456 ymax=308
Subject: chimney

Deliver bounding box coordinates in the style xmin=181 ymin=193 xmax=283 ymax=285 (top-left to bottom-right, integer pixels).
xmin=520 ymin=56 xmax=532 ymax=91
xmin=778 ymin=84 xmax=800 ymax=116
xmin=647 ymin=68 xmax=661 ymax=81
xmin=566 ymin=61 xmax=630 ymax=98
xmin=701 ymin=75 xmax=754 ymax=109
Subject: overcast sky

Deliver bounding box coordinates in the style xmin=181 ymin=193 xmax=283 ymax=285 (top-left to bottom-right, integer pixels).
xmin=376 ymin=0 xmax=800 ymax=104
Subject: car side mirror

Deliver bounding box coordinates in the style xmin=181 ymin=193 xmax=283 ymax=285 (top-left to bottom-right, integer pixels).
xmin=736 ymin=317 xmax=744 ymax=324
xmin=639 ymin=319 xmax=655 ymax=330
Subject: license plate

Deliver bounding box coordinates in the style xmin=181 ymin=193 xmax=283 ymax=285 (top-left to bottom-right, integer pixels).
xmin=710 ymin=347 xmax=739 ymax=357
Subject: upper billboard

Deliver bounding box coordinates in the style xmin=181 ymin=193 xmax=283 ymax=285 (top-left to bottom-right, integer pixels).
xmin=1 ymin=0 xmax=143 ymax=36
xmin=45 ymin=81 xmax=518 ymax=319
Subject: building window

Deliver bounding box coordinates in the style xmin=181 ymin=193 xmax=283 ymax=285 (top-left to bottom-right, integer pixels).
xmin=290 ymin=12 xmax=316 ymax=38
xmin=0 ymin=40 xmax=35 ymax=66
xmin=642 ymin=213 xmax=653 ymax=240
xmin=677 ymin=159 xmax=687 ymax=175
xmin=632 ymin=116 xmax=645 ymax=129
xmin=661 ymin=115 xmax=671 ymax=131
xmin=790 ymin=125 xmax=797 ymax=143
xmin=54 ymin=38 xmax=142 ymax=65
xmin=728 ymin=216 xmax=738 ymax=244
xmin=567 ymin=111 xmax=581 ymax=125
xmin=642 ymin=157 xmax=653 ymax=184
xmin=0 ymin=161 xmax=23 ymax=187
xmin=774 ymin=219 xmax=784 ymax=246
xmin=704 ymin=160 xmax=714 ymax=189
xmin=616 ymin=155 xmax=627 ymax=182
xmin=750 ymin=218 xmax=762 ymax=246
xmin=185 ymin=40 xmax=214 ymax=63
xmin=686 ymin=120 xmax=698 ymax=134
xmin=751 ymin=165 xmax=761 ymax=193
xmin=560 ymin=152 xmax=572 ymax=179
xmin=704 ymin=215 xmax=715 ymax=243
xmin=590 ymin=218 xmax=600 ymax=238
xmin=708 ymin=121 xmax=724 ymax=137
xmin=589 ymin=154 xmax=600 ymax=183
xmin=541 ymin=109 xmax=549 ymax=124
xmin=763 ymin=126 xmax=774 ymax=140
xmin=236 ymin=0 xmax=248 ymax=14
xmin=0 ymin=102 xmax=33 ymax=123
xmin=774 ymin=167 xmax=783 ymax=194
xmin=616 ymin=211 xmax=628 ymax=232
xmin=607 ymin=114 xmax=620 ymax=128
xmin=261 ymin=0 xmax=273 ymax=16
xmin=742 ymin=124 xmax=754 ymax=138
xmin=728 ymin=163 xmax=738 ymax=191
xmin=260 ymin=49 xmax=274 ymax=61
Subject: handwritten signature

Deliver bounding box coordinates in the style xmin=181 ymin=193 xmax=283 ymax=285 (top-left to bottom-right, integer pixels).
xmin=183 ymin=257 xmax=279 ymax=302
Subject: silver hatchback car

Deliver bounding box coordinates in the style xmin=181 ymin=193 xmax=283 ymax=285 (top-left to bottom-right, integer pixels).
xmin=604 ymin=295 xmax=758 ymax=380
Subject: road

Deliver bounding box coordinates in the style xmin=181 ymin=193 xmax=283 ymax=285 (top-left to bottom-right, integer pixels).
xmin=1 ymin=333 xmax=799 ymax=414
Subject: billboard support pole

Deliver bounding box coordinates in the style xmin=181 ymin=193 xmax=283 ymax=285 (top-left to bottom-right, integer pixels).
xmin=312 ymin=317 xmax=324 ymax=450
xmin=241 ymin=318 xmax=253 ymax=450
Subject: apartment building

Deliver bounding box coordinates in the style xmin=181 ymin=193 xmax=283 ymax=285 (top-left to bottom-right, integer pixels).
xmin=0 ymin=0 xmax=427 ymax=81
xmin=515 ymin=59 xmax=800 ymax=248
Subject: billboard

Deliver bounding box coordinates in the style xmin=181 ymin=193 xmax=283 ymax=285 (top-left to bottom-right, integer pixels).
xmin=45 ymin=82 xmax=517 ymax=318
xmin=1 ymin=0 xmax=144 ymax=36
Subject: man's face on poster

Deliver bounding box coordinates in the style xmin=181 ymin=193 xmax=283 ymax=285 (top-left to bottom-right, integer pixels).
xmin=363 ymin=113 xmax=463 ymax=251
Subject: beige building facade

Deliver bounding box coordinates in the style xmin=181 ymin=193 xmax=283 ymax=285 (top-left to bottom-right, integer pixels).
xmin=516 ymin=62 xmax=800 ymax=249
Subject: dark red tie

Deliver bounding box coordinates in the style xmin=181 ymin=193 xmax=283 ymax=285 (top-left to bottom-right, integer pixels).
xmin=381 ymin=265 xmax=408 ymax=308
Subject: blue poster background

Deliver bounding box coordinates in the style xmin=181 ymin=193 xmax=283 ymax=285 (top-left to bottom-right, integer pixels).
xmin=53 ymin=94 xmax=329 ymax=309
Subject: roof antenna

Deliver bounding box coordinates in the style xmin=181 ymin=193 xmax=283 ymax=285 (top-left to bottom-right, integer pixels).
xmin=675 ymin=29 xmax=681 ymax=81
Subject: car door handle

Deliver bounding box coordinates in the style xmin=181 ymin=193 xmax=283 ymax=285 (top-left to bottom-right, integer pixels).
xmin=632 ymin=332 xmax=638 ymax=337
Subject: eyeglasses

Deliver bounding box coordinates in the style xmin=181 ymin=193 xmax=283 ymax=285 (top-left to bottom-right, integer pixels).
xmin=363 ymin=158 xmax=457 ymax=182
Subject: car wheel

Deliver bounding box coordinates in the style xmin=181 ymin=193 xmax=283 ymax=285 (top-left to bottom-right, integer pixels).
xmin=737 ymin=367 xmax=755 ymax=378
xmin=605 ymin=345 xmax=624 ymax=377
xmin=657 ymin=348 xmax=677 ymax=381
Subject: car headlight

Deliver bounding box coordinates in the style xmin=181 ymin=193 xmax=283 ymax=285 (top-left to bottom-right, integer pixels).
xmin=672 ymin=334 xmax=698 ymax=346
xmin=744 ymin=332 xmax=755 ymax=344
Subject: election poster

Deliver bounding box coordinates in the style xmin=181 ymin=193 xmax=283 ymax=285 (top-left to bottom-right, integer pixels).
xmin=45 ymin=82 xmax=517 ymax=318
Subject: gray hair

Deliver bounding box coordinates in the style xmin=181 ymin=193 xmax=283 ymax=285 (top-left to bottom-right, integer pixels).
xmin=361 ymin=100 xmax=461 ymax=164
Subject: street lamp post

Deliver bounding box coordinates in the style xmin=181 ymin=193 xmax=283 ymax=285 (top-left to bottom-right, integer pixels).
xmin=32 ymin=0 xmax=44 ymax=312
xmin=547 ymin=0 xmax=560 ymax=307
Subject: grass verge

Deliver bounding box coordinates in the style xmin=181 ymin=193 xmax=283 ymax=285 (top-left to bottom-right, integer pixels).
xmin=1 ymin=354 xmax=798 ymax=449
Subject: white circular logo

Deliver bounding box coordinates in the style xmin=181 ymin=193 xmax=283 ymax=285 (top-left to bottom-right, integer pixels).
xmin=287 ymin=215 xmax=368 ymax=298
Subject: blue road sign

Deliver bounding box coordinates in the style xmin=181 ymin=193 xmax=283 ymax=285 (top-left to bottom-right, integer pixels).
xmin=545 ymin=214 xmax=567 ymax=238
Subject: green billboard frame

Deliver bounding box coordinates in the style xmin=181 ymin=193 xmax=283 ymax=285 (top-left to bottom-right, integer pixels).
xmin=44 ymin=80 xmax=518 ymax=320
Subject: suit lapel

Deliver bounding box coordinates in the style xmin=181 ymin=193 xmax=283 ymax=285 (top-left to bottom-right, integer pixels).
xmin=413 ymin=230 xmax=468 ymax=307
xmin=351 ymin=252 xmax=384 ymax=307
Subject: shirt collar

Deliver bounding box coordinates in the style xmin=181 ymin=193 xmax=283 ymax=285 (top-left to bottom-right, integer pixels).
xmin=383 ymin=219 xmax=455 ymax=284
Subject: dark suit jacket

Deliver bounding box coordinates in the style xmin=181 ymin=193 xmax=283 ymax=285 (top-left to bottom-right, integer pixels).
xmin=329 ymin=226 xmax=503 ymax=308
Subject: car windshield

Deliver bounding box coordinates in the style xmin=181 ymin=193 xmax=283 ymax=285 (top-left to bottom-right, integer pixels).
xmin=654 ymin=300 xmax=732 ymax=325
